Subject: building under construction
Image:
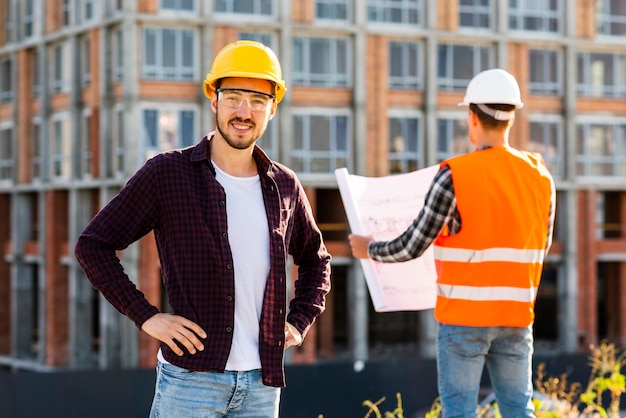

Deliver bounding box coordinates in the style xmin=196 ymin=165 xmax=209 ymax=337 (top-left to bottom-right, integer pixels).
xmin=0 ymin=0 xmax=625 ymax=383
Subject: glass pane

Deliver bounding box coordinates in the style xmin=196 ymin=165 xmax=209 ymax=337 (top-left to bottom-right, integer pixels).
xmin=180 ymin=111 xmax=194 ymax=147
xmin=144 ymin=110 xmax=158 ymax=148
xmin=162 ymin=30 xmax=176 ymax=68
xmin=311 ymin=116 xmax=330 ymax=151
xmin=159 ymin=109 xmax=178 ymax=150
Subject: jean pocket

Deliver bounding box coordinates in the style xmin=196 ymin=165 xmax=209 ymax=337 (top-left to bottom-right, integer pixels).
xmin=160 ymin=362 xmax=195 ymax=378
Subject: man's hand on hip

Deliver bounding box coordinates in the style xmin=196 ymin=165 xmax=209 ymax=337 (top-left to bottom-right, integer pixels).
xmin=141 ymin=313 xmax=207 ymax=356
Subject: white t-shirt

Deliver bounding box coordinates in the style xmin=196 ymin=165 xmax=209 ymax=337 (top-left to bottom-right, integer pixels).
xmin=157 ymin=162 xmax=270 ymax=370
xmin=214 ymin=162 xmax=270 ymax=371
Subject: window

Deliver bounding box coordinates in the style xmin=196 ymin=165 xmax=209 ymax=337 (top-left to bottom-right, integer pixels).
xmin=32 ymin=120 xmax=42 ymax=181
xmin=316 ymin=0 xmax=349 ymax=21
xmin=529 ymin=48 xmax=562 ymax=95
xmin=436 ymin=116 xmax=471 ymax=162
xmin=31 ymin=49 xmax=41 ymax=97
xmin=4 ymin=0 xmax=13 ymax=42
xmin=51 ymin=115 xmax=72 ymax=178
xmin=142 ymin=108 xmax=196 ymax=160
xmin=459 ymin=0 xmax=491 ymax=29
xmin=389 ymin=41 xmax=421 ymax=89
xmin=577 ymin=52 xmax=626 ymax=98
xmin=0 ymin=58 xmax=12 ymax=103
xmin=77 ymin=0 xmax=96 ymax=22
xmin=143 ymin=28 xmax=195 ymax=81
xmin=160 ymin=0 xmax=195 ymax=11
xmin=111 ymin=106 xmax=125 ymax=177
xmin=22 ymin=0 xmax=38 ymax=39
xmin=112 ymin=28 xmax=124 ymax=81
xmin=80 ymin=35 xmax=91 ymax=88
xmin=509 ymin=0 xmax=561 ymax=33
xmin=388 ymin=115 xmax=422 ymax=173
xmin=215 ymin=0 xmax=272 ymax=15
xmin=238 ymin=32 xmax=274 ymax=48
xmin=528 ymin=118 xmax=563 ymax=178
xmin=576 ymin=122 xmax=626 ymax=177
xmin=367 ymin=0 xmax=422 ymax=25
xmin=62 ymin=0 xmax=71 ymax=26
xmin=255 ymin=122 xmax=277 ymax=161
xmin=50 ymin=42 xmax=71 ymax=93
xmin=0 ymin=126 xmax=13 ymax=181
xmin=292 ymin=112 xmax=351 ymax=173
xmin=437 ymin=44 xmax=492 ymax=92
xmin=596 ymin=0 xmax=626 ymax=37
xmin=80 ymin=110 xmax=92 ymax=178
xmin=293 ymin=37 xmax=350 ymax=87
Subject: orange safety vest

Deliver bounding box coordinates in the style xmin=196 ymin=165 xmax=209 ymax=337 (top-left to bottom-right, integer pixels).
xmin=433 ymin=146 xmax=554 ymax=327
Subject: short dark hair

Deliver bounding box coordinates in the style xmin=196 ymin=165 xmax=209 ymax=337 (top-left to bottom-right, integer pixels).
xmin=470 ymin=103 xmax=515 ymax=129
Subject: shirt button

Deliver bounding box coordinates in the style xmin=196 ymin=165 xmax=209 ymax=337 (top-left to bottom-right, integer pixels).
xmin=278 ymin=340 xmax=282 ymax=347
xmin=226 ymin=327 xmax=232 ymax=333
xmin=227 ymin=295 xmax=233 ymax=301
xmin=222 ymin=232 xmax=227 ymax=239
xmin=226 ymin=263 xmax=232 ymax=269
xmin=279 ymin=309 xmax=283 ymax=315
xmin=219 ymin=200 xmax=225 ymax=206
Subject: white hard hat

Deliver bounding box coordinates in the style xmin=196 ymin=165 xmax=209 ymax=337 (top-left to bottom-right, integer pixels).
xmin=458 ymin=68 xmax=524 ymax=109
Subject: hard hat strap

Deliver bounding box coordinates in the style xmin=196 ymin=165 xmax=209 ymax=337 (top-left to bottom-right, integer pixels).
xmin=476 ymin=103 xmax=514 ymax=121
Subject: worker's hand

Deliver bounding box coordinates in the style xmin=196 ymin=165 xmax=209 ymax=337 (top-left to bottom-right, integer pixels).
xmin=141 ymin=313 xmax=207 ymax=356
xmin=348 ymin=234 xmax=374 ymax=259
xmin=284 ymin=322 xmax=302 ymax=349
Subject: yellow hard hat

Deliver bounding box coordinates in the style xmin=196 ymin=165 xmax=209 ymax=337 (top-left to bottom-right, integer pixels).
xmin=203 ymin=40 xmax=287 ymax=103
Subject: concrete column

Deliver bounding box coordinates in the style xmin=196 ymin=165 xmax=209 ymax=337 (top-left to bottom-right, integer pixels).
xmin=559 ymin=27 xmax=579 ymax=351
xmin=348 ymin=260 xmax=368 ymax=361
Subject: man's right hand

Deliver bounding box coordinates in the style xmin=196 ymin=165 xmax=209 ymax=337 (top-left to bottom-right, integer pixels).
xmin=141 ymin=313 xmax=207 ymax=356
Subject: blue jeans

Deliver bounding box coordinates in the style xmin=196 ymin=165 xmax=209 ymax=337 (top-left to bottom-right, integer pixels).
xmin=149 ymin=362 xmax=281 ymax=418
xmin=437 ymin=323 xmax=535 ymax=418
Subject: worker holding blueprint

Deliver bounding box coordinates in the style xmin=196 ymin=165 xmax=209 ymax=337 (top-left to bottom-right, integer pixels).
xmin=349 ymin=69 xmax=556 ymax=418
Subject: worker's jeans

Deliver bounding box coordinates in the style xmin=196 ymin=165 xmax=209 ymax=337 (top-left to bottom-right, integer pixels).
xmin=149 ymin=362 xmax=280 ymax=418
xmin=437 ymin=323 xmax=535 ymax=418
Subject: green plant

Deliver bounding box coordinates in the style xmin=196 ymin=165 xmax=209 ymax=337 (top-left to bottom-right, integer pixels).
xmin=423 ymin=341 xmax=626 ymax=417
xmin=318 ymin=392 xmax=405 ymax=418
xmin=319 ymin=342 xmax=626 ymax=417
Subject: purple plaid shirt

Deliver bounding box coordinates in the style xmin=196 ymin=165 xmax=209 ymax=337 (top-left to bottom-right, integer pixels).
xmin=74 ymin=133 xmax=331 ymax=387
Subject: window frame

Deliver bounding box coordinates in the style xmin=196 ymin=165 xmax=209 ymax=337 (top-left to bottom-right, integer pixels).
xmin=528 ymin=114 xmax=564 ymax=179
xmin=315 ymin=0 xmax=351 ymax=22
xmin=595 ymin=0 xmax=626 ymax=37
xmin=508 ymin=0 xmax=562 ymax=34
xmin=142 ymin=27 xmax=196 ymax=81
xmin=387 ymin=110 xmax=424 ymax=174
xmin=529 ymin=48 xmax=563 ymax=96
xmin=367 ymin=0 xmax=423 ymax=26
xmin=0 ymin=122 xmax=14 ymax=183
xmin=0 ymin=57 xmax=13 ymax=103
xmin=50 ymin=112 xmax=72 ymax=180
xmin=388 ymin=40 xmax=422 ymax=90
xmin=577 ymin=51 xmax=626 ymax=99
xmin=214 ymin=0 xmax=274 ymax=17
xmin=436 ymin=112 xmax=472 ymax=162
xmin=141 ymin=104 xmax=199 ymax=161
xmin=293 ymin=36 xmax=351 ymax=87
xmin=437 ymin=43 xmax=493 ymax=92
xmin=458 ymin=0 xmax=492 ymax=31
xmin=575 ymin=117 xmax=626 ymax=178
xmin=291 ymin=108 xmax=352 ymax=175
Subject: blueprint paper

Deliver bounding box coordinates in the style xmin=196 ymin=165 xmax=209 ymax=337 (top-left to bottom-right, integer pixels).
xmin=335 ymin=166 xmax=439 ymax=312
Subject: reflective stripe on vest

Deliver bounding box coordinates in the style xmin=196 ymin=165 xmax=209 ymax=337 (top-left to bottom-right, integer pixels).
xmin=434 ymin=246 xmax=545 ymax=264
xmin=437 ymin=283 xmax=538 ymax=303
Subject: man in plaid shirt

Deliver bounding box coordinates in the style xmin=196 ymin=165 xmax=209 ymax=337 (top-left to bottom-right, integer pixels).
xmin=75 ymin=41 xmax=331 ymax=418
